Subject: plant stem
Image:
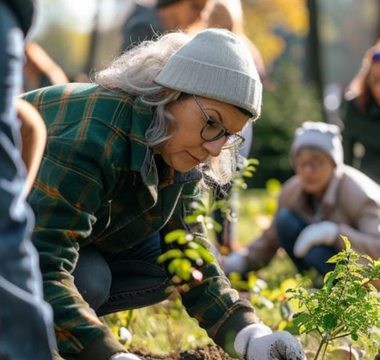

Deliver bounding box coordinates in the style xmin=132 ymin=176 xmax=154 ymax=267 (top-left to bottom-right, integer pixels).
xmin=314 ymin=339 xmax=328 ymax=360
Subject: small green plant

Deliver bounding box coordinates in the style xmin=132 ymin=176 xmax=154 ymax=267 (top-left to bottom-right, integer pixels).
xmin=287 ymin=237 xmax=380 ymax=360
xmin=157 ymin=228 xmax=216 ymax=287
xmin=158 ymin=157 xmax=259 ymax=286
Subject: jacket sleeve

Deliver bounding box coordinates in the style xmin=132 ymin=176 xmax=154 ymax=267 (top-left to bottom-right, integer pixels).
xmin=336 ymin=185 xmax=380 ymax=260
xmin=161 ymin=183 xmax=260 ymax=357
xmin=245 ymin=226 xmax=279 ymax=272
xmin=29 ymin=129 xmax=126 ymax=360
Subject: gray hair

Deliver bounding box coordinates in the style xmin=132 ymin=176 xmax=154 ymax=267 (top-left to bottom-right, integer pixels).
xmin=92 ymin=32 xmax=238 ymax=187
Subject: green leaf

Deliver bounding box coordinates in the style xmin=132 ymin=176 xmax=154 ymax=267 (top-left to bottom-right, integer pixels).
xmin=184 ymin=249 xmax=201 ymax=261
xmin=187 ymin=241 xmax=200 ymax=249
xmin=321 ymin=314 xmax=338 ymax=332
xmin=157 ymin=249 xmax=183 ymax=263
xmin=164 ymin=230 xmax=188 ymax=244
xmin=351 ymin=333 xmax=358 ymax=341
xmin=325 ymin=271 xmax=337 ymax=292
xmin=341 ymin=236 xmax=351 ymax=250
xmin=176 ymin=259 xmax=192 ymax=281
xmin=246 ymin=158 xmax=259 ymax=165
xmin=168 ymin=258 xmax=183 ymax=275
xmin=326 ymin=253 xmax=347 ymax=263
xmin=362 ymin=254 xmax=374 ymax=264
xmin=184 ymin=215 xmax=199 ymax=224
xmin=197 ymin=246 xmax=216 ymax=263
xmin=242 ymin=171 xmax=254 ymax=178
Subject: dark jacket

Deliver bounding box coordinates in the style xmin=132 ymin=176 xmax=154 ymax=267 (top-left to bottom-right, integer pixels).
xmin=341 ymin=97 xmax=380 ymax=183
xmin=4 ymin=0 xmax=35 ymax=36
xmin=122 ymin=4 xmax=164 ymax=50
xmin=22 ymin=83 xmax=259 ymax=360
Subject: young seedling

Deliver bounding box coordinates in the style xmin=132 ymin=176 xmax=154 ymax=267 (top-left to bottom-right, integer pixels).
xmin=158 ymin=157 xmax=259 ymax=287
xmin=287 ymin=237 xmax=380 ymax=360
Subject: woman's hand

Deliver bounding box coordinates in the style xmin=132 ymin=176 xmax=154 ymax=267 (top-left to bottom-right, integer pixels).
xmin=234 ymin=324 xmax=305 ymax=360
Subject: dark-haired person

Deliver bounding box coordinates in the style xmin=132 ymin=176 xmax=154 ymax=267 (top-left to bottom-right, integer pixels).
xmin=341 ymin=43 xmax=380 ymax=183
xmin=122 ymin=0 xmax=211 ymax=49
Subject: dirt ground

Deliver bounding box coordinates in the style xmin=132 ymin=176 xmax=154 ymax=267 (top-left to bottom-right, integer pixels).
xmin=130 ymin=345 xmax=235 ymax=360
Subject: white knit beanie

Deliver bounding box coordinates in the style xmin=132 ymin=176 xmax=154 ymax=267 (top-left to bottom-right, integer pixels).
xmin=154 ymin=28 xmax=262 ymax=120
xmin=290 ymin=121 xmax=344 ymax=166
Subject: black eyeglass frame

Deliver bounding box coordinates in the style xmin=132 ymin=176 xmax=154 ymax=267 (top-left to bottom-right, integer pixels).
xmin=192 ymin=95 xmax=245 ymax=150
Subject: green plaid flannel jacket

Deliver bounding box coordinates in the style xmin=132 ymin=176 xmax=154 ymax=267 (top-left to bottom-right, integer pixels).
xmin=22 ymin=83 xmax=259 ymax=360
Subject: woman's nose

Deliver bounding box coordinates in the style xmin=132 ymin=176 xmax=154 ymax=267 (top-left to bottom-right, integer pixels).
xmin=202 ymin=137 xmax=225 ymax=157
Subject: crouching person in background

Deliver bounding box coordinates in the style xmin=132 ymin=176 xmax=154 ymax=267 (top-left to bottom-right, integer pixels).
xmin=225 ymin=122 xmax=380 ymax=287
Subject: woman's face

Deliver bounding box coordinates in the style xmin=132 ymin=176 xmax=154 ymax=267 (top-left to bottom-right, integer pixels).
xmin=293 ymin=149 xmax=335 ymax=199
xmin=170 ymin=0 xmax=209 ymax=29
xmin=368 ymin=61 xmax=380 ymax=105
xmin=157 ymin=96 xmax=249 ymax=173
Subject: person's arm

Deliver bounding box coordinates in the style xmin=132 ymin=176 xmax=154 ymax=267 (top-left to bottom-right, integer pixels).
xmin=16 ymin=98 xmax=47 ymax=196
xmin=335 ymin=181 xmax=380 ymax=260
xmin=24 ymin=42 xmax=69 ymax=86
xmin=245 ymin=227 xmax=279 ymax=271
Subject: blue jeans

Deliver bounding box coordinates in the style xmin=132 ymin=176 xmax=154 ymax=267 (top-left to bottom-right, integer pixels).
xmin=73 ymin=233 xmax=172 ymax=315
xmin=0 ymin=2 xmax=56 ymax=359
xmin=275 ymin=208 xmax=336 ymax=276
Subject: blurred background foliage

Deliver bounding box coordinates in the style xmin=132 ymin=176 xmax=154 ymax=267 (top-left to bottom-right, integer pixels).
xmin=30 ymin=0 xmax=380 ymax=188
xmin=243 ymin=0 xmax=308 ymax=66
xmin=247 ymin=62 xmax=323 ymax=187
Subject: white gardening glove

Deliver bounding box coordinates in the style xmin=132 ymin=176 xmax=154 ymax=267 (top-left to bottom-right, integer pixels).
xmin=294 ymin=221 xmax=339 ymax=258
xmin=109 ymin=353 xmax=142 ymax=360
xmin=234 ymin=324 xmax=305 ymax=360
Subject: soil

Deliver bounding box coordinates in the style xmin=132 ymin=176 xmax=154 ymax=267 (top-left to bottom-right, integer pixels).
xmin=130 ymin=345 xmax=235 ymax=360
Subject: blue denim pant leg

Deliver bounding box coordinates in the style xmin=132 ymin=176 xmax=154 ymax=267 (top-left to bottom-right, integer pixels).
xmin=0 ymin=3 xmax=56 ymax=359
xmin=73 ymin=232 xmax=172 ymax=317
xmin=275 ymin=208 xmax=336 ymax=276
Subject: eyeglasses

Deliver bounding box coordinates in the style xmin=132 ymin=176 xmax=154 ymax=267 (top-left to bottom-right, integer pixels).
xmin=193 ymin=95 xmax=245 ymax=150
xmin=294 ymin=158 xmax=328 ymax=171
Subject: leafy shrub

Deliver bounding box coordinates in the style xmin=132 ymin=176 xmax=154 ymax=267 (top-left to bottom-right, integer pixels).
xmin=287 ymin=237 xmax=380 ymax=360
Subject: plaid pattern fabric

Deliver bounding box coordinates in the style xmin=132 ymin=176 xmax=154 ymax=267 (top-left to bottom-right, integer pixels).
xmin=22 ymin=83 xmax=257 ymax=360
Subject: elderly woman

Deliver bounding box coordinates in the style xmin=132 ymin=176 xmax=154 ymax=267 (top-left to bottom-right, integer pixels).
xmin=21 ymin=29 xmax=303 ymax=360
xmin=225 ymin=121 xmax=380 ymax=284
